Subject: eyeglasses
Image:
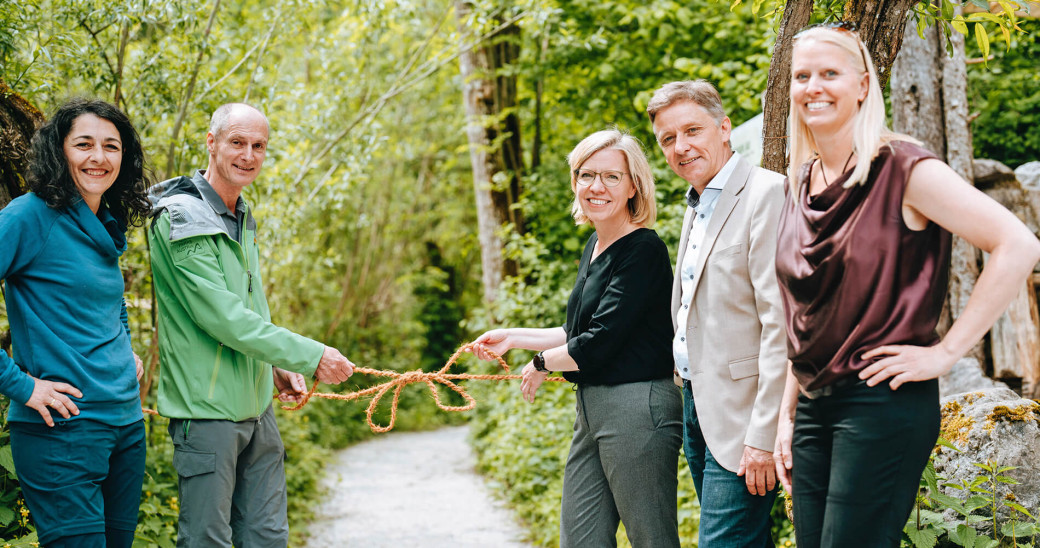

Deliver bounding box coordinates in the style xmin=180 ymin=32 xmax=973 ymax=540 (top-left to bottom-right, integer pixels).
xmin=574 ymin=169 xmax=627 ymax=187
xmin=797 ymin=20 xmax=859 ymax=35
xmin=796 ymin=19 xmax=869 ymax=71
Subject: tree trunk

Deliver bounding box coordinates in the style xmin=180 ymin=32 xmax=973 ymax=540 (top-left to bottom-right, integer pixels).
xmin=488 ymin=21 xmax=525 ymax=239
xmin=891 ymin=14 xmax=985 ymax=365
xmin=454 ymin=1 xmax=523 ymax=304
xmin=0 ymin=80 xmax=43 ymax=357
xmin=761 ymin=0 xmax=813 ymax=175
xmin=987 ymin=266 xmax=1040 ymax=395
xmin=844 ymin=0 xmax=919 ymax=90
xmin=0 ymin=80 xmax=43 ymax=209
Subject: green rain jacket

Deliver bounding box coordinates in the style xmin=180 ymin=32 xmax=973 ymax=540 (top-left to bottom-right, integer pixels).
xmin=149 ymin=173 xmax=324 ymax=421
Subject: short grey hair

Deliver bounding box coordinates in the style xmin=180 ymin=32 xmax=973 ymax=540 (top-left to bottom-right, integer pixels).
xmin=646 ymin=80 xmax=727 ymax=125
xmin=209 ymin=103 xmax=269 ymax=138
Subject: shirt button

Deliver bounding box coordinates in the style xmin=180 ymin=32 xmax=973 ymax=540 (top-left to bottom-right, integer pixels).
xmin=692 ymin=244 xmax=697 ymax=249
xmin=684 ymin=305 xmax=688 ymax=309
xmin=680 ymin=337 xmax=685 ymax=342
xmin=699 ymin=214 xmax=705 ymax=218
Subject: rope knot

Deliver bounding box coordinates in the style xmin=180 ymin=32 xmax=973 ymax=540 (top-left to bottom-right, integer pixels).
xmin=280 ymin=342 xmax=565 ymax=432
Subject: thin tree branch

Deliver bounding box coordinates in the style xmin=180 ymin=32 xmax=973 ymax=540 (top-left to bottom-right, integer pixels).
xmin=164 ymin=0 xmax=222 ymax=178
xmin=243 ymin=13 xmax=281 ymax=103
xmin=78 ymin=18 xmax=117 ymax=82
xmin=114 ymin=19 xmax=131 ymax=108
xmin=290 ymin=9 xmax=528 ymax=193
xmin=198 ymin=35 xmax=266 ymax=102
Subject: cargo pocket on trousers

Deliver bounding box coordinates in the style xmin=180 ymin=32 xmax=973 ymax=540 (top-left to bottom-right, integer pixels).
xmin=173 ymin=449 xmax=216 ymax=479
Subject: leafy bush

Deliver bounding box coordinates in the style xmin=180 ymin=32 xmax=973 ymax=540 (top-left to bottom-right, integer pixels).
xmin=904 ymin=445 xmax=1040 ymax=548
xmin=967 ymin=20 xmax=1040 ymax=168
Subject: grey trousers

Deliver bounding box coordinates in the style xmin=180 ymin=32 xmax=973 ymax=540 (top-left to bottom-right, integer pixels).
xmin=560 ymin=378 xmax=683 ymax=548
xmin=168 ymin=405 xmax=289 ymax=548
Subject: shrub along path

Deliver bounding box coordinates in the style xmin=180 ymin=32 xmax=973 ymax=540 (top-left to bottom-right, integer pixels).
xmin=303 ymin=425 xmax=534 ymax=547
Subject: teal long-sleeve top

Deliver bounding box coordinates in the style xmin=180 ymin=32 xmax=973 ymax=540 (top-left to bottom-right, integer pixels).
xmin=0 ymin=193 xmax=142 ymax=425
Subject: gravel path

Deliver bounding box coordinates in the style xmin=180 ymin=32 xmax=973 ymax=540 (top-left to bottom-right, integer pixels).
xmin=303 ymin=425 xmax=534 ymax=547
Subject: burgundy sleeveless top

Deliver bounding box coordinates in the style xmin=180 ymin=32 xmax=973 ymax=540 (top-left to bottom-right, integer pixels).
xmin=775 ymin=141 xmax=951 ymax=391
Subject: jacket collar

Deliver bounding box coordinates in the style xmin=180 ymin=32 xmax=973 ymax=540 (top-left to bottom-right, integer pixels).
xmin=149 ymin=171 xmax=256 ymax=242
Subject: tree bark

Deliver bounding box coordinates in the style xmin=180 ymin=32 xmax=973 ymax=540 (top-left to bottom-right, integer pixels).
xmin=844 ymin=0 xmax=919 ymax=90
xmin=455 ymin=1 xmax=523 ymax=303
xmin=891 ymin=13 xmax=985 ymax=364
xmin=487 ymin=21 xmax=525 ymax=238
xmin=0 ymin=79 xmax=43 ymax=209
xmin=761 ymin=0 xmax=813 ymax=175
xmin=0 ymin=80 xmax=43 ymax=358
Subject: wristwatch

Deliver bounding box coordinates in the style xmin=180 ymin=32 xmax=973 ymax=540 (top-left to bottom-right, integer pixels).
xmin=533 ymin=352 xmax=548 ymax=372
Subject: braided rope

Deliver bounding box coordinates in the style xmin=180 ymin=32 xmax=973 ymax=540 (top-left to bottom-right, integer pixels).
xmin=141 ymin=343 xmax=566 ymax=432
xmin=282 ymin=343 xmax=565 ymax=432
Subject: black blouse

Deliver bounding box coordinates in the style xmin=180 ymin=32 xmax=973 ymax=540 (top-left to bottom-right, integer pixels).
xmin=563 ymin=228 xmax=675 ymax=385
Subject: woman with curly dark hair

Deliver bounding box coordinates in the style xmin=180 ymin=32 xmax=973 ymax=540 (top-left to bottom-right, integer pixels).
xmin=0 ymin=98 xmax=151 ymax=547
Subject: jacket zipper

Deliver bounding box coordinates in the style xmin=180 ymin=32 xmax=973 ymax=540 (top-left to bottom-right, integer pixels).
xmin=235 ymin=206 xmax=261 ymax=415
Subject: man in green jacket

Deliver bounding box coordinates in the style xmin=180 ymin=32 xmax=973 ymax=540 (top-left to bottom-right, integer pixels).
xmin=149 ymin=103 xmax=355 ymax=548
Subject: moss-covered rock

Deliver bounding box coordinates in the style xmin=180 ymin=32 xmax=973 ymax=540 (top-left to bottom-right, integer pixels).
xmin=936 ymin=388 xmax=1040 ymax=522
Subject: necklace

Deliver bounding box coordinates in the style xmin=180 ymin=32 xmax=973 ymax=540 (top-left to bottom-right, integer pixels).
xmin=820 ymin=151 xmax=855 ymax=188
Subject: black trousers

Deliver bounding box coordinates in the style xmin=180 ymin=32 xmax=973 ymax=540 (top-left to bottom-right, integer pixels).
xmin=791 ymin=378 xmax=940 ymax=548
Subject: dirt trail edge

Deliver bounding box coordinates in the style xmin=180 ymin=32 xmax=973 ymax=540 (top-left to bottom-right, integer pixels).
xmin=303 ymin=425 xmax=535 ymax=548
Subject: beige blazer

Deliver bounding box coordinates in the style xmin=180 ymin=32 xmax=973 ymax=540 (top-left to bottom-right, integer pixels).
xmin=671 ymin=154 xmax=788 ymax=473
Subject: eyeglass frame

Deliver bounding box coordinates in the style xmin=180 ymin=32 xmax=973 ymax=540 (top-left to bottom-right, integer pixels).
xmin=795 ymin=19 xmax=870 ymax=74
xmin=573 ymin=169 xmax=629 ymax=188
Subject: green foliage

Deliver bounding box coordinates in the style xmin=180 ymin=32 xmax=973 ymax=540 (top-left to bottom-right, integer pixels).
xmin=134 ymin=424 xmax=178 ymax=548
xmin=910 ymin=0 xmax=1027 ymax=59
xmin=2 ymin=0 xmax=1037 ymax=545
xmin=2 ymin=0 xmax=484 ymax=545
xmin=903 ymin=450 xmax=1040 ymax=548
xmin=967 ymin=19 xmax=1040 ymax=168
xmin=0 ymin=398 xmax=35 ymax=545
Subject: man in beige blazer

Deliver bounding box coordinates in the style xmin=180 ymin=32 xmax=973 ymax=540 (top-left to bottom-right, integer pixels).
xmin=647 ymin=80 xmax=787 ymax=547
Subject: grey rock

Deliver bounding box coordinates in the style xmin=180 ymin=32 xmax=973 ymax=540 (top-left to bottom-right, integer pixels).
xmin=935 ymin=388 xmax=1040 ymax=523
xmin=939 ymin=357 xmax=1009 ymax=399
xmin=973 ymin=159 xmax=1017 ymax=189
xmin=1015 ymin=161 xmax=1040 ymax=192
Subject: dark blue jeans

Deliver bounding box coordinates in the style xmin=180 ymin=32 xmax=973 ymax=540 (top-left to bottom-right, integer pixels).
xmin=792 ymin=378 xmax=940 ymax=547
xmin=9 ymin=418 xmax=145 ymax=548
xmin=682 ymin=381 xmax=776 ymax=548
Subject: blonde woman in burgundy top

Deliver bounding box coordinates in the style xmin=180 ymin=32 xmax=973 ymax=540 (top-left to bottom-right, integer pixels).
xmin=772 ymin=24 xmax=1040 ymax=547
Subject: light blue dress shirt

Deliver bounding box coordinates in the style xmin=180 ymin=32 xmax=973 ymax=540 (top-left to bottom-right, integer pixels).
xmin=673 ymin=152 xmax=741 ymax=380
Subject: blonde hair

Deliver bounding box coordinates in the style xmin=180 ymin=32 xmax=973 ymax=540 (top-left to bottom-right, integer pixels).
xmin=567 ymin=129 xmax=657 ymax=227
xmin=787 ymin=27 xmax=919 ymax=192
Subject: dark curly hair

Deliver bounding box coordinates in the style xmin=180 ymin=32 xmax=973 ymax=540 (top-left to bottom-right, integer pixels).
xmin=27 ymin=98 xmax=152 ymax=227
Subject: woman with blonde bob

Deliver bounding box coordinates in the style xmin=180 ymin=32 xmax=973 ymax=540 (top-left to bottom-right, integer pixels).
xmin=472 ymin=129 xmax=682 ymax=547
xmin=773 ymin=23 xmax=1040 ymax=547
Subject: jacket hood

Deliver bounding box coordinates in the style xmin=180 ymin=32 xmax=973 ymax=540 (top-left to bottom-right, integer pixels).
xmin=148 ymin=172 xmax=256 ymax=242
